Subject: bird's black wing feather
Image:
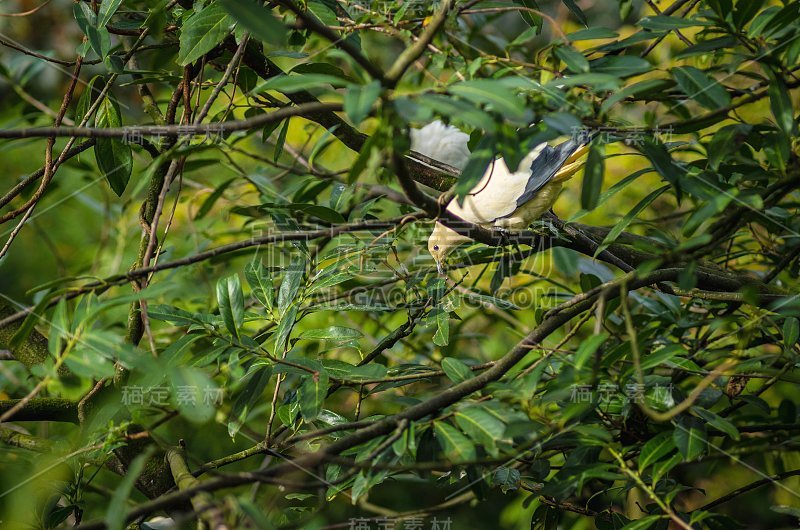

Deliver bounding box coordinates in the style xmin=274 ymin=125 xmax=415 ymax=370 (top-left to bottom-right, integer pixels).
xmin=512 ymin=138 xmax=585 ymax=210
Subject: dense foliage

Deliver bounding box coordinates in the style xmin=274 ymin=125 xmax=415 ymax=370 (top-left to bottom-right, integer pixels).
xmin=0 ymin=0 xmax=799 ymax=529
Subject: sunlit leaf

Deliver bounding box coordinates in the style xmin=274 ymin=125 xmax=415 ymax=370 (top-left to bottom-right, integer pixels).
xmin=178 ymin=4 xmax=232 ymax=65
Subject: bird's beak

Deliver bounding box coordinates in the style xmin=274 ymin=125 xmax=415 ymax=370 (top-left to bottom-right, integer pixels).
xmin=436 ymin=259 xmax=445 ymax=276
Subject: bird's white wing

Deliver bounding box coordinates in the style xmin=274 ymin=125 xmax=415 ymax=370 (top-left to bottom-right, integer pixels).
xmin=447 ymin=138 xmax=588 ymax=225
xmin=447 ymin=158 xmax=533 ymax=224
xmin=409 ymin=120 xmax=471 ymax=171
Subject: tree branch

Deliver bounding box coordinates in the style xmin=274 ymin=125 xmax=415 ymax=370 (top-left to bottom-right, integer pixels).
xmin=0 ymin=102 xmax=342 ymax=139
xmin=698 ymin=469 xmax=800 ymax=511
xmin=166 ymin=444 xmax=229 ymax=530
xmin=384 ymin=0 xmax=455 ymax=86
xmin=0 ymin=398 xmax=78 ymax=423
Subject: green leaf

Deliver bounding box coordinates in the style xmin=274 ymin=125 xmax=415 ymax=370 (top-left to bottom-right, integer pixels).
xmin=639 ymin=344 xmax=684 ymax=371
xmin=306 ymin=271 xmax=352 ymax=294
xmin=321 ymin=360 xmax=386 ymax=382
xmin=531 ymin=504 xmax=560 ymax=530
xmin=546 ymin=73 xmax=622 ymax=91
xmin=48 ymin=298 xmax=69 ymax=357
xmin=273 ymin=304 xmax=298 ymax=355
xmin=675 ymin=36 xmax=738 ymax=59
xmin=691 ymin=406 xmax=740 ymax=440
xmin=218 ymin=0 xmax=286 ymax=45
xmin=651 ymin=452 xmax=682 ymax=483
xmin=195 ymin=178 xmax=235 ymax=220
xmin=783 ymin=317 xmax=799 ymax=350
xmin=313 ymin=302 xmax=393 ymax=312
xmin=514 ymin=0 xmax=542 ymax=33
xmin=252 ymin=73 xmax=348 ymax=94
xmin=580 ymin=142 xmax=604 ymax=210
xmin=298 ymin=369 xmax=329 ymax=421
xmin=673 ymin=417 xmax=707 ymax=461
xmin=94 ymin=97 xmax=132 ymax=196
xmin=65 ymin=345 xmax=116 ymax=379
xmin=638 ymin=140 xmax=686 ymax=201
xmin=292 ymin=61 xmax=351 ymax=79
xmin=245 ymin=260 xmax=274 ymax=313
xmin=638 ymin=431 xmax=675 ymax=470
xmin=237 ymin=499 xmax=278 ymax=529
xmin=46 ymin=505 xmax=75 ymax=529
xmin=344 ymin=80 xmax=381 ymax=124
xmin=178 ymin=4 xmax=232 ymax=66
xmin=589 ymin=56 xmax=651 ymax=77
xmin=160 ymin=333 xmax=204 ymax=367
xmin=639 ymin=16 xmax=711 ymax=30
xmin=76 ymin=75 xmax=103 ymax=124
xmin=566 ymin=27 xmax=618 ymax=41
xmin=619 ymin=0 xmax=634 ymax=20
xmin=600 ymin=79 xmax=673 ymax=115
xmin=562 ymin=0 xmax=587 ymax=26
xmin=148 ymin=305 xmax=216 ymax=328
xmin=216 ymin=274 xmax=244 ymax=340
xmin=9 ymin=293 xmax=54 ymax=350
xmin=767 ymin=70 xmax=795 ymax=134
xmin=229 ymin=363 xmax=273 ymax=438
xmin=278 ymin=256 xmax=305 ymax=315
xmin=275 ymin=354 xmax=323 ymax=376
xmin=392 ymin=421 xmax=416 ymax=457
xmin=106 ymin=448 xmax=155 ymax=530
xmin=73 ymin=2 xmax=111 ymax=59
xmin=299 ymin=326 xmax=363 ymax=342
xmin=434 ymin=422 xmax=476 ymax=462
xmin=746 ymin=5 xmax=779 ymax=37
xmin=772 ymin=506 xmax=800 ymax=518
xmin=570 ymin=167 xmax=652 ymax=221
xmin=449 ymin=80 xmax=528 ymax=121
xmin=97 ymin=0 xmax=124 ymax=27
xmin=573 ymin=332 xmax=608 ymax=370
xmin=441 ymin=357 xmax=474 ymax=384
xmin=748 ymin=2 xmax=800 ymax=38
xmin=288 ymin=203 xmax=346 ymax=224
xmin=707 ymin=124 xmax=751 ymax=171
xmin=706 ymin=0 xmax=733 ymax=19
xmin=595 ymin=185 xmax=669 ymax=256
xmin=169 ymin=366 xmax=217 ymax=423
xmin=306 ymin=128 xmax=338 ymax=169
xmin=455 ymin=407 xmax=505 ymax=455
xmin=682 ymin=191 xmax=734 ymax=237
xmin=618 ymin=515 xmax=661 ymax=530
xmin=457 ymin=289 xmax=521 ymax=310
xmin=73 ymin=1 xmax=94 ymax=32
xmin=416 ymin=94 xmax=496 ymax=131
xmin=492 ymin=467 xmax=521 ymax=493
xmin=432 ymin=308 xmax=450 ymax=347
xmin=555 ymin=45 xmax=589 ymax=73
xmin=671 ymin=66 xmax=731 ymax=110
xmin=266 ymin=120 xmax=287 ymax=165
xmin=346 ymin=126 xmax=380 ymax=183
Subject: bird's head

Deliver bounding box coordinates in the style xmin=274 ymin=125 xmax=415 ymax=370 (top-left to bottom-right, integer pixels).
xmin=427 ymin=223 xmax=460 ymax=275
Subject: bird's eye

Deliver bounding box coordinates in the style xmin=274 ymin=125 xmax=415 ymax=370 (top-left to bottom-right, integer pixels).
xmin=433 ymin=245 xmax=439 ymax=251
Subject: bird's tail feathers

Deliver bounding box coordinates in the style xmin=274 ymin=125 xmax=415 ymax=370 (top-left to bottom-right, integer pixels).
xmin=552 ymin=143 xmax=590 ymax=182
xmin=565 ymin=143 xmax=590 ymax=165
xmin=553 ymin=158 xmax=587 ymax=182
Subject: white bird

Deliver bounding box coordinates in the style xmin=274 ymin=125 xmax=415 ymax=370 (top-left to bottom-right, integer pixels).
xmin=141 ymin=517 xmax=176 ymax=530
xmin=410 ymin=120 xmax=590 ymax=273
xmin=409 ymin=120 xmax=472 ymax=171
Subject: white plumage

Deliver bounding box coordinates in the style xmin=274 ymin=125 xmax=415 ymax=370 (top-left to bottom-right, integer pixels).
xmin=409 ymin=120 xmax=590 ymax=272
xmin=409 ymin=120 xmax=472 ymax=171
